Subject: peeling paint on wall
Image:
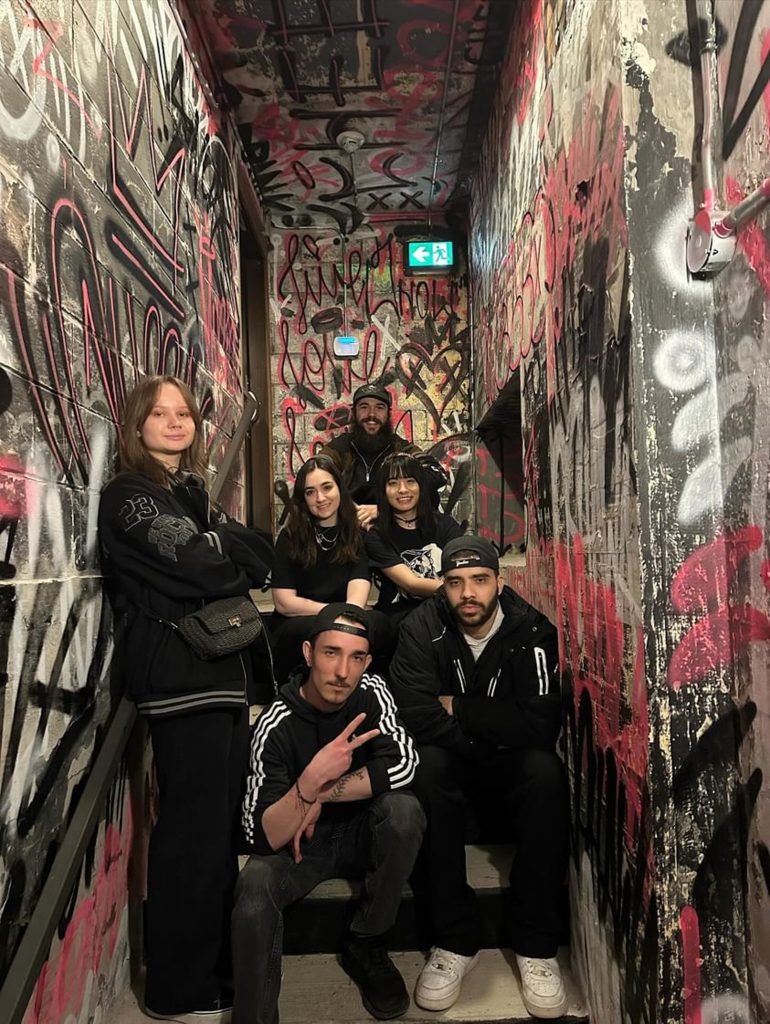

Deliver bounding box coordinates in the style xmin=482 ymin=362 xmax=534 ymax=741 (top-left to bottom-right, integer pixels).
xmin=625 ymin=0 xmax=769 ymax=1021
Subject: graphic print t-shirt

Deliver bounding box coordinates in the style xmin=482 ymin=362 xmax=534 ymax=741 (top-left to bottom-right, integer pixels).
xmin=364 ymin=514 xmax=464 ymax=613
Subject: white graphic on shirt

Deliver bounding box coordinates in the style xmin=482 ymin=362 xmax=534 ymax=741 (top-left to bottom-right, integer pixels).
xmin=392 ymin=542 xmax=442 ymax=603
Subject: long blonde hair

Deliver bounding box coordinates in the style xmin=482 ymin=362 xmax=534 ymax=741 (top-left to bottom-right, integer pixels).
xmin=118 ymin=375 xmax=207 ymax=487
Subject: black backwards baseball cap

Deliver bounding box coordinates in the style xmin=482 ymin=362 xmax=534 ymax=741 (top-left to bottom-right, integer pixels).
xmin=441 ymin=536 xmax=500 ymax=575
xmin=352 ymin=383 xmax=392 ymax=408
xmin=308 ymin=602 xmax=370 ymax=642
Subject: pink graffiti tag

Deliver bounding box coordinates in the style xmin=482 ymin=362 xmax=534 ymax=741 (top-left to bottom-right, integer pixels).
xmin=668 ymin=527 xmax=770 ymax=688
xmin=26 ymin=820 xmax=130 ymax=1024
xmin=680 ymin=905 xmax=702 ymax=1024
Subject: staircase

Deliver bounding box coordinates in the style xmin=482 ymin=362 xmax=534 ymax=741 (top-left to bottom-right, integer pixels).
xmin=277 ymin=844 xmax=588 ymax=1023
xmin=110 ymin=844 xmax=589 ymax=1023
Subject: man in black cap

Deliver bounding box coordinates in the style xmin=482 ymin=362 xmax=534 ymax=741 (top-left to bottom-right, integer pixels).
xmin=318 ymin=383 xmax=447 ymax=528
xmin=234 ymin=603 xmax=425 ymax=1024
xmin=388 ymin=538 xmax=569 ymax=1020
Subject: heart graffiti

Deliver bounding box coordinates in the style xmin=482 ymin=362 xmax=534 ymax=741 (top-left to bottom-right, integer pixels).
xmin=396 ymin=342 xmax=469 ymax=434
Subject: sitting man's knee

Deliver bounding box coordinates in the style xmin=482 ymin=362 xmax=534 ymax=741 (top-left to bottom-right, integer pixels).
xmin=522 ymin=748 xmax=568 ymax=795
xmin=234 ymin=856 xmax=283 ymax=918
xmin=374 ymin=790 xmax=427 ymax=840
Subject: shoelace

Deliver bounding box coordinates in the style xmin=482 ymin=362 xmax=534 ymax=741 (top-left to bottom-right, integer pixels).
xmin=429 ymin=954 xmax=461 ymax=974
xmin=521 ymin=958 xmax=556 ymax=980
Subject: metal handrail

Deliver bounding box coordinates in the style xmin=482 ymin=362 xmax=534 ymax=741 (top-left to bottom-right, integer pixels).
xmin=0 ymin=697 xmax=137 ymax=1024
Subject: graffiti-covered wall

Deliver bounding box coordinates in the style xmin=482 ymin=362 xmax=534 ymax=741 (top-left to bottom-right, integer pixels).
xmin=625 ymin=1 xmax=770 ymax=1021
xmin=472 ymin=0 xmax=770 ymax=1022
xmin=470 ymin=1 xmax=648 ymax=1021
xmin=712 ymin=4 xmax=770 ymax=1014
xmin=270 ymin=227 xmax=471 ymax=522
xmin=0 ymin=1 xmax=246 ymax=1019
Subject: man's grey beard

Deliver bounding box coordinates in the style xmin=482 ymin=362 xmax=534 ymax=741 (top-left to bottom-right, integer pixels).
xmin=350 ymin=417 xmax=394 ymax=456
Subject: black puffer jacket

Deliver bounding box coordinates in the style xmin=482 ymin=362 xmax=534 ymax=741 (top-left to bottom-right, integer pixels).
xmin=99 ymin=471 xmax=273 ymax=717
xmin=389 ymin=587 xmax=562 ymax=759
xmin=319 ymin=432 xmax=448 ymax=505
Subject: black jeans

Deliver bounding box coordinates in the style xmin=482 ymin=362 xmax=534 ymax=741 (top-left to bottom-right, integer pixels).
xmin=145 ymin=706 xmax=249 ymax=1012
xmin=411 ymin=745 xmax=569 ymax=958
xmin=232 ymin=791 xmax=425 ymax=1024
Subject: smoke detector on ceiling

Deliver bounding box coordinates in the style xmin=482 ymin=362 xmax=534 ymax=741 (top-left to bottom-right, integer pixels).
xmin=336 ymin=130 xmax=365 ymax=154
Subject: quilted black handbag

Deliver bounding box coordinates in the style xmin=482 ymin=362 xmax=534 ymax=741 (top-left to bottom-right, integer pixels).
xmin=173 ymin=596 xmax=263 ymax=660
xmin=138 ymin=595 xmax=263 ymax=661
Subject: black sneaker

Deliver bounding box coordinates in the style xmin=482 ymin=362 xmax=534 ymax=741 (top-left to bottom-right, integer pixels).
xmin=144 ymin=993 xmax=232 ymax=1022
xmin=340 ymin=936 xmax=409 ymax=1020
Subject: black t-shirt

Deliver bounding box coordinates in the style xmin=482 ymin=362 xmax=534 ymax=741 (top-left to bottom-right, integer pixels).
xmin=271 ymin=528 xmax=370 ymax=619
xmin=364 ymin=514 xmax=464 ymax=613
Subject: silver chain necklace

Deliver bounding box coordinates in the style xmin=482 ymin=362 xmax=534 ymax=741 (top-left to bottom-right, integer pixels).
xmin=315 ymin=526 xmax=339 ymax=551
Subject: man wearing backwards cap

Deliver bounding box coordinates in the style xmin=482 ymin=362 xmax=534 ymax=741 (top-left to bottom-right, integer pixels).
xmin=388 ymin=538 xmax=569 ymax=1020
xmin=235 ymin=603 xmax=424 ymax=1024
xmin=318 ymin=383 xmax=448 ymax=528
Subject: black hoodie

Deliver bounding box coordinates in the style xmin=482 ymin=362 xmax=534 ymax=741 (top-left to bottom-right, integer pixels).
xmin=242 ymin=672 xmax=418 ymax=854
xmin=318 ymin=432 xmax=448 ymax=506
xmin=99 ymin=470 xmax=273 ymax=716
xmin=389 ymin=586 xmax=562 ymax=760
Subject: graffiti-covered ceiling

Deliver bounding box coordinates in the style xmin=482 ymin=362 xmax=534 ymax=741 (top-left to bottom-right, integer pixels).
xmin=192 ymin=0 xmax=515 ymax=232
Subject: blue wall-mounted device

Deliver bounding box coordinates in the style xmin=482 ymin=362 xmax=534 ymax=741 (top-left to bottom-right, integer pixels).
xmin=333 ymin=335 xmax=360 ymax=358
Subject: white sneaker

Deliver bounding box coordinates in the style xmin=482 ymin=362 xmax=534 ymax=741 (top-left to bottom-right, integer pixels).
xmin=515 ymin=955 xmax=567 ymax=1019
xmin=414 ymin=947 xmax=479 ymax=1011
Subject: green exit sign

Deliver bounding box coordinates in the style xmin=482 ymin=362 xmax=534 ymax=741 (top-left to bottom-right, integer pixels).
xmin=405 ymin=240 xmax=455 ymax=273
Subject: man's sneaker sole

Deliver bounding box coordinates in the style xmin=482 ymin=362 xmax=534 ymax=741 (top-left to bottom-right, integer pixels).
xmin=360 ymin=993 xmax=409 ymax=1021
xmin=414 ymin=952 xmax=480 ymax=1011
xmin=144 ymin=1006 xmax=232 ymax=1022
xmin=520 ymin=994 xmax=568 ymax=1020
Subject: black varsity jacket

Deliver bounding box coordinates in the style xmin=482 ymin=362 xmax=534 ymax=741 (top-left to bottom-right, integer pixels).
xmin=99 ymin=470 xmax=273 ymax=717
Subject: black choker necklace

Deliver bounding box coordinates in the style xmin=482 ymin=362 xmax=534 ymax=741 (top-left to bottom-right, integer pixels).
xmin=394 ymin=513 xmax=417 ymax=524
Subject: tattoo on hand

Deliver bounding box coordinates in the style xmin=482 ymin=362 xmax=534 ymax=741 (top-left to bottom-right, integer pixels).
xmin=327 ymin=768 xmax=366 ymax=802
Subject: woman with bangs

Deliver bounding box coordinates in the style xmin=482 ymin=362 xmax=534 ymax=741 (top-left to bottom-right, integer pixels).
xmin=269 ymin=455 xmax=390 ymax=684
xmin=364 ymin=452 xmax=465 ymax=626
xmin=99 ymin=375 xmax=273 ymax=1020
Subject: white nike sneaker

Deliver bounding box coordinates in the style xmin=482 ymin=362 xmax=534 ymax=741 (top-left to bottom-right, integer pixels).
xmin=414 ymin=947 xmax=479 ymax=1011
xmin=515 ymin=955 xmax=567 ymax=1019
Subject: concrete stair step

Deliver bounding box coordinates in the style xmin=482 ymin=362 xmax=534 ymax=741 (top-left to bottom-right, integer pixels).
xmin=110 ymin=948 xmax=590 ymax=1023
xmin=111 ymin=845 xmax=589 ymax=1022
xmin=279 ymin=947 xmax=589 ymax=1022
xmin=237 ymin=844 xmax=518 ymax=954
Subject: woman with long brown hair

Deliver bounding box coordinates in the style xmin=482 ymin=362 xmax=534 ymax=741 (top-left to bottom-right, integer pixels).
xmin=99 ymin=375 xmax=272 ymax=1020
xmin=270 ymin=455 xmax=390 ymax=683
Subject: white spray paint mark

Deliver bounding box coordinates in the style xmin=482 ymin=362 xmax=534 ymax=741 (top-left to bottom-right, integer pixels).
xmin=0 ymin=2 xmax=46 ymax=140
xmin=653 ymin=329 xmax=713 ymax=391
xmin=654 ymin=194 xmax=712 ymax=295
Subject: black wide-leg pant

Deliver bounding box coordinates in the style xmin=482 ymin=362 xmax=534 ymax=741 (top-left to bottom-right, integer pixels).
xmin=144 ymin=705 xmax=249 ymax=1012
xmin=410 ymin=744 xmax=569 ymax=958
